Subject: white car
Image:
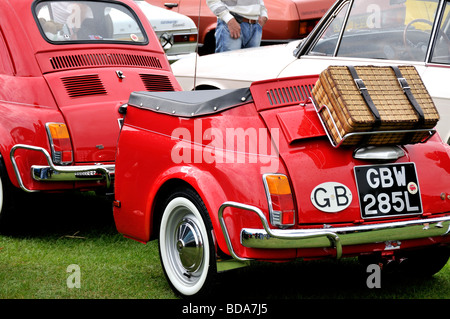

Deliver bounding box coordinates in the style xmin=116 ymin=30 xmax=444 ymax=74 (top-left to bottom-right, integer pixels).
xmin=135 ymin=1 xmax=198 ymax=61
xmin=172 ymin=0 xmax=450 ymax=143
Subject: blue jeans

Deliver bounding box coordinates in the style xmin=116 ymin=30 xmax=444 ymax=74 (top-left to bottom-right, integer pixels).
xmin=215 ymin=19 xmax=262 ymax=53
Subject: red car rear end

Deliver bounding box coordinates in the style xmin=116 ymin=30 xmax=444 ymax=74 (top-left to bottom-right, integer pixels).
xmin=0 ymin=0 xmax=179 ymax=230
xmin=114 ymin=74 xmax=450 ymax=297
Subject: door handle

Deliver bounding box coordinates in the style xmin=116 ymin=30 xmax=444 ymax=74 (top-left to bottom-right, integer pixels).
xmin=164 ymin=3 xmax=179 ymax=8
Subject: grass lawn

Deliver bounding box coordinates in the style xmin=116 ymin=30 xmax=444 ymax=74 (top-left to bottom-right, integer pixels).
xmin=0 ymin=192 xmax=449 ymax=300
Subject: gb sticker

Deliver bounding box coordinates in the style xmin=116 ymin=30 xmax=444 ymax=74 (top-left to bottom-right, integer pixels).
xmin=311 ymin=182 xmax=352 ymax=213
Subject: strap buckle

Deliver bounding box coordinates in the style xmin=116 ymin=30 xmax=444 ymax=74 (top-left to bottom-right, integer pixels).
xmin=354 ymin=78 xmax=367 ymax=91
xmin=397 ymin=77 xmax=411 ymax=91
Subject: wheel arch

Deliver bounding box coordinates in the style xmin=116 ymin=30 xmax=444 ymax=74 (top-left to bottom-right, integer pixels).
xmin=0 ymin=131 xmax=22 ymax=189
xmin=150 ymin=178 xmax=193 ymax=240
xmin=148 ymin=171 xmax=230 ymax=255
xmin=0 ymin=145 xmax=28 ymax=231
xmin=194 ymin=84 xmax=220 ymax=91
xmin=198 ymin=28 xmax=216 ymax=55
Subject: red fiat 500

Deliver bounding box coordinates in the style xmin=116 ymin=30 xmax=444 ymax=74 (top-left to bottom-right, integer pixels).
xmin=114 ymin=73 xmax=450 ymax=298
xmin=0 ymin=0 xmax=179 ymax=230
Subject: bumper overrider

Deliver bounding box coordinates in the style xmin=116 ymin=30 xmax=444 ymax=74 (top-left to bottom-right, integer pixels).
xmin=218 ymin=202 xmax=450 ymax=261
xmin=10 ymin=144 xmax=114 ymax=192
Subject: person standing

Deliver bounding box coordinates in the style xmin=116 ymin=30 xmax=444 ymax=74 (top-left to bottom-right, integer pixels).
xmin=207 ymin=0 xmax=268 ymax=52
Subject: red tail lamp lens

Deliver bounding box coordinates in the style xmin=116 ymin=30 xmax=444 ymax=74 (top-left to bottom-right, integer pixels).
xmin=264 ymin=174 xmax=296 ymax=228
xmin=46 ymin=123 xmax=73 ymax=165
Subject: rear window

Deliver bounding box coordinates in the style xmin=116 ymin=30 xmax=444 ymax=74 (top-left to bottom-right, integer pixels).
xmin=34 ymin=1 xmax=147 ymax=44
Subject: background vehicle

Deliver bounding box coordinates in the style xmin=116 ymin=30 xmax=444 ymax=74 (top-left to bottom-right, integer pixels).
xmin=147 ymin=0 xmax=335 ymax=54
xmin=171 ymin=0 xmax=450 ymax=144
xmin=0 ymin=0 xmax=179 ymax=231
xmin=135 ymin=1 xmax=198 ymax=62
xmin=114 ymin=72 xmax=450 ymax=298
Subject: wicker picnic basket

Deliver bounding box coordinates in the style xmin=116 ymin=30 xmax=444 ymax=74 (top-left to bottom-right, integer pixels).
xmin=311 ymin=65 xmax=439 ymax=146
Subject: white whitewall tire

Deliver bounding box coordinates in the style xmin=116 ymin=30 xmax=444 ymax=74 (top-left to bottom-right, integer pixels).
xmin=159 ymin=188 xmax=217 ymax=298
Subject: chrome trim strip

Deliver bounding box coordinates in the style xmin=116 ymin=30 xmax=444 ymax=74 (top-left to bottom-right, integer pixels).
xmin=425 ymin=0 xmax=445 ymax=63
xmin=10 ymin=144 xmax=114 ymax=193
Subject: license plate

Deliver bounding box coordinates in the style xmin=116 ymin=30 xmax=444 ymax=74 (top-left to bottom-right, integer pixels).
xmin=354 ymin=163 xmax=422 ymax=219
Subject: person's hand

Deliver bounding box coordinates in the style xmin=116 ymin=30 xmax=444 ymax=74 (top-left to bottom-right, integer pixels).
xmin=258 ymin=16 xmax=268 ymax=27
xmin=227 ymin=18 xmax=241 ymax=39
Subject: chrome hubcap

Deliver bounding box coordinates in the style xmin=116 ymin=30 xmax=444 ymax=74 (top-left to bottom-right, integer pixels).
xmin=175 ymin=217 xmax=204 ymax=273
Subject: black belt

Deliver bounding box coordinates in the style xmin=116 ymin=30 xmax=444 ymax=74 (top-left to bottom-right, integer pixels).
xmin=230 ymin=12 xmax=258 ymax=24
xmin=390 ymin=66 xmax=425 ymax=126
xmin=347 ymin=66 xmax=382 ymax=128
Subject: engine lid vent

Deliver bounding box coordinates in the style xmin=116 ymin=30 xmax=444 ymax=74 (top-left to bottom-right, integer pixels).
xmin=62 ymin=74 xmax=107 ymax=98
xmin=266 ymin=83 xmax=314 ymax=107
xmin=140 ymin=74 xmax=174 ymax=91
xmin=50 ymin=53 xmax=163 ymax=70
xmin=250 ymin=74 xmax=319 ymax=112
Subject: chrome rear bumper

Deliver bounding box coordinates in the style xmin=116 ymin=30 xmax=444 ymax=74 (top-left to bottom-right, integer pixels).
xmin=10 ymin=144 xmax=114 ymax=193
xmin=218 ymin=201 xmax=450 ymax=261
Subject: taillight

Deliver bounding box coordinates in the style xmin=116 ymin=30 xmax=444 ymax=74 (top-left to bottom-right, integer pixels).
xmin=263 ymin=174 xmax=296 ymax=228
xmin=46 ymin=123 xmax=73 ymax=165
xmin=173 ymin=34 xmax=198 ymax=43
xmin=299 ymin=19 xmax=319 ymax=37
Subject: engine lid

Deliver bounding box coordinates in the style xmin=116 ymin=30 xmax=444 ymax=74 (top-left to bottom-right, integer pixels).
xmin=44 ymin=66 xmax=177 ymax=163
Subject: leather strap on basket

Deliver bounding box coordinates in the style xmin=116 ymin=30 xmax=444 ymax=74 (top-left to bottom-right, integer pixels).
xmin=347 ymin=66 xmax=381 ymax=128
xmin=390 ymin=66 xmax=425 ymax=126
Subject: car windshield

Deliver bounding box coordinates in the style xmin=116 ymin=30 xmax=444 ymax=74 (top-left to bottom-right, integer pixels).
xmin=309 ymin=0 xmax=449 ymax=63
xmin=35 ymin=1 xmax=147 ymax=43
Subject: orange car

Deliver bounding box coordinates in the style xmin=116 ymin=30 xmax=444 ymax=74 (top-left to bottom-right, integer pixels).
xmin=146 ymin=0 xmax=335 ymax=54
